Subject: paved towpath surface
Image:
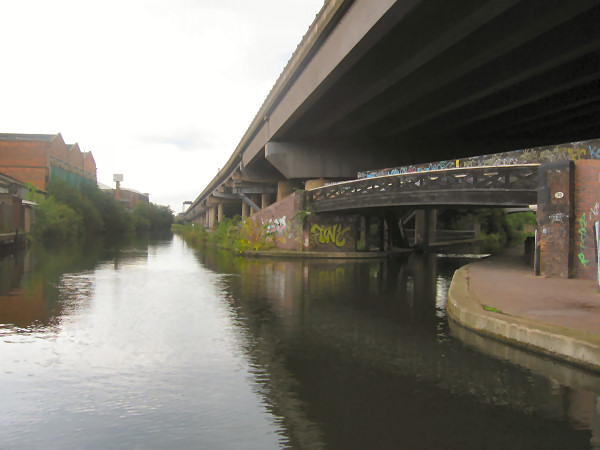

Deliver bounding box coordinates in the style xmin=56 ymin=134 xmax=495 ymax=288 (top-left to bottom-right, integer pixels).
xmin=469 ymin=254 xmax=600 ymax=335
xmin=448 ymin=249 xmax=600 ymax=370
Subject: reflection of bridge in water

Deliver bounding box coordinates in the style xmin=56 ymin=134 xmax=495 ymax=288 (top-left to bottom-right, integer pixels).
xmin=197 ymin=250 xmax=600 ymax=449
xmin=309 ymin=164 xmax=539 ymax=213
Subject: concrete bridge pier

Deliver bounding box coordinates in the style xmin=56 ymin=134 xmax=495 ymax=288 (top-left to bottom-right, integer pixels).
xmin=356 ymin=211 xmax=411 ymax=252
xmin=357 ymin=214 xmax=373 ymax=252
xmin=194 ymin=214 xmax=206 ymax=228
xmin=261 ymin=193 xmax=272 ymax=209
xmin=378 ymin=216 xmax=387 ymax=252
xmin=250 ymin=195 xmax=261 ymax=213
xmin=277 ymin=180 xmax=295 ymax=202
xmin=208 ymin=206 xmax=217 ymax=229
xmin=217 ymin=203 xmax=224 ymax=224
xmin=414 ymin=209 xmax=437 ymax=250
xmin=241 ymin=201 xmax=250 ymax=218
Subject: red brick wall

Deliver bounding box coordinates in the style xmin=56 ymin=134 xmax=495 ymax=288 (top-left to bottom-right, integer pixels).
xmin=0 ymin=167 xmax=47 ymax=191
xmin=117 ymin=188 xmax=149 ymax=210
xmin=69 ymin=146 xmax=84 ymax=170
xmin=572 ymin=160 xmax=600 ymax=279
xmin=0 ymin=141 xmax=49 ymax=190
xmin=49 ymin=139 xmax=70 ymax=163
xmin=84 ymin=152 xmax=97 ymax=175
xmin=537 ymin=161 xmax=574 ymax=278
xmin=252 ymin=191 xmax=304 ymax=250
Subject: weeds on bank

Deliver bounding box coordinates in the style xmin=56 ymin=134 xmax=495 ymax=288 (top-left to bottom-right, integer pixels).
xmin=174 ymin=217 xmax=276 ymax=254
xmin=481 ymin=304 xmax=502 ymax=314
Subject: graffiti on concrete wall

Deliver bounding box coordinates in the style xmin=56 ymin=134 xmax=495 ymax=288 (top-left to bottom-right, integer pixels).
xmin=264 ymin=216 xmax=288 ymax=235
xmin=357 ymin=138 xmax=600 ymax=179
xmin=577 ymin=212 xmax=589 ymax=267
xmin=310 ymin=223 xmax=351 ymax=248
xmin=549 ymin=212 xmax=568 ymax=224
xmin=358 ymin=160 xmax=455 ymax=178
xmin=263 ymin=215 xmax=299 ymax=242
xmin=576 ymin=203 xmax=600 ymax=268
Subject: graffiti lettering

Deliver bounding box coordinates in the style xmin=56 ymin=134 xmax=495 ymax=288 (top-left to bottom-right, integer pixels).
xmin=568 ymin=147 xmax=587 ymax=160
xmin=578 ymin=212 xmax=589 ymax=267
xmin=265 ymin=216 xmax=287 ymax=234
xmin=311 ymin=224 xmax=351 ymax=247
xmin=549 ymin=212 xmax=567 ymax=223
xmin=591 ymin=203 xmax=600 ymax=218
xmin=356 ymin=138 xmax=600 ymax=179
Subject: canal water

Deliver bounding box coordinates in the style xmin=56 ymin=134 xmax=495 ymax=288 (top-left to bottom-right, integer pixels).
xmin=0 ymin=235 xmax=599 ymax=449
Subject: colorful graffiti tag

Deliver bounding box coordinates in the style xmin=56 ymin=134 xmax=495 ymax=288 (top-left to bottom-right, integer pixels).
xmin=577 ymin=212 xmax=589 ymax=267
xmin=577 ymin=203 xmax=600 ymax=268
xmin=357 ymin=138 xmax=600 ymax=179
xmin=310 ymin=223 xmax=351 ymax=248
xmin=264 ymin=216 xmax=288 ymax=235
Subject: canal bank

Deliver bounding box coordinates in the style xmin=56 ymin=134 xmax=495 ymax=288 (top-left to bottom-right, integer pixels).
xmin=447 ymin=251 xmax=600 ymax=372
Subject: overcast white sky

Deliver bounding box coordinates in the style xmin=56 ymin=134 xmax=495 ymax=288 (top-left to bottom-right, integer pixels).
xmin=0 ymin=0 xmax=325 ymax=212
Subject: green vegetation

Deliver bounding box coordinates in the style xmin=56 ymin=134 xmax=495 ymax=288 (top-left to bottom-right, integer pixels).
xmin=174 ymin=216 xmax=276 ymax=255
xmin=438 ymin=208 xmax=536 ymax=253
xmin=26 ymin=180 xmax=173 ymax=243
xmin=481 ymin=304 xmax=502 ymax=314
xmin=130 ymin=201 xmax=175 ymax=233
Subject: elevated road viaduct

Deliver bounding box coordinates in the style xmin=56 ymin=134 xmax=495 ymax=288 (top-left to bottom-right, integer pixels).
xmin=183 ymin=0 xmax=600 ymax=278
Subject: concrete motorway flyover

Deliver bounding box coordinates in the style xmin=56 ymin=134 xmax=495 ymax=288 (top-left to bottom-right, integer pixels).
xmin=184 ymin=0 xmax=600 ymax=222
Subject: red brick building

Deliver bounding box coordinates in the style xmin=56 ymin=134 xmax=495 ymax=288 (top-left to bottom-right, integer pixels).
xmin=0 ymin=133 xmax=96 ymax=191
xmin=98 ymin=182 xmax=149 ymax=211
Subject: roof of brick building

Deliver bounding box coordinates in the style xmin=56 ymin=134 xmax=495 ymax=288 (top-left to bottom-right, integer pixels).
xmin=0 ymin=133 xmax=60 ymax=142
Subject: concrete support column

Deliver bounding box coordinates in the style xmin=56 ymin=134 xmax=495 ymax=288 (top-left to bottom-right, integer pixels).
xmin=358 ymin=216 xmax=367 ymax=251
xmin=473 ymin=220 xmax=481 ymax=238
xmin=428 ymin=209 xmax=437 ymax=245
xmin=209 ymin=206 xmax=217 ymax=229
xmin=217 ymin=202 xmax=224 ymax=223
xmin=364 ymin=216 xmax=371 ymax=252
xmin=414 ymin=209 xmax=436 ymax=249
xmin=277 ymin=180 xmax=295 ymax=202
xmin=414 ymin=210 xmax=426 ymax=248
xmin=381 ymin=217 xmax=388 ymax=251
xmin=261 ymin=193 xmax=272 ymax=209
xmin=250 ymin=195 xmax=261 ymax=214
xmin=305 ymin=178 xmax=327 ymax=191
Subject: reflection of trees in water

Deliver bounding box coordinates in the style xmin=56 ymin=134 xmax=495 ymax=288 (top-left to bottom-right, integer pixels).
xmin=198 ymin=248 xmax=598 ymax=449
xmin=0 ymin=236 xmax=153 ymax=330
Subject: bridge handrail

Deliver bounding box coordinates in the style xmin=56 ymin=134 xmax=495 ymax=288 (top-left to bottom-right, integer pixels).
xmin=307 ymin=163 xmax=541 ymax=191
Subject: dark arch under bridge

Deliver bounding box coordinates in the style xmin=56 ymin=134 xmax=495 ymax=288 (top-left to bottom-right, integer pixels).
xmin=308 ymin=164 xmax=540 ymax=213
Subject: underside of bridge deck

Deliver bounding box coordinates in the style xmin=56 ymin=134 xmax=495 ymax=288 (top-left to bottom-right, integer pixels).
xmin=261 ymin=0 xmax=600 ymax=178
xmin=186 ymin=0 xmax=600 ymax=226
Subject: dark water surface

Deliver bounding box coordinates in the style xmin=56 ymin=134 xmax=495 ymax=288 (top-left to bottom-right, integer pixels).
xmin=0 ymin=235 xmax=599 ymax=449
